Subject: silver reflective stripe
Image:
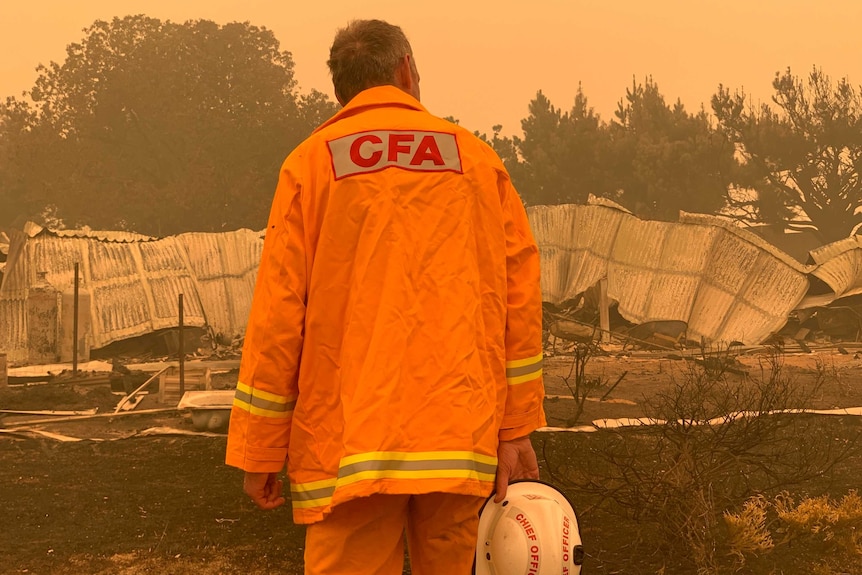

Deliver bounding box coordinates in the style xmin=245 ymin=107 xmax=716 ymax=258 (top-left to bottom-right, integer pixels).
xmin=506 ymin=357 xmax=544 ymax=379
xmin=339 ymin=457 xmax=498 ymax=478
xmin=290 ymin=452 xmax=497 ymax=509
xmin=233 ymin=387 xmax=252 ymax=403
xmin=291 ymin=485 xmax=336 ymax=502
xmin=234 ymin=387 xmax=294 ymax=412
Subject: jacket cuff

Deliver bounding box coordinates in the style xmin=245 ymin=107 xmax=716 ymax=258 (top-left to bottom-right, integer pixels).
xmin=225 ymin=445 xmax=288 ymax=474
xmin=499 ymin=407 xmax=547 ymax=441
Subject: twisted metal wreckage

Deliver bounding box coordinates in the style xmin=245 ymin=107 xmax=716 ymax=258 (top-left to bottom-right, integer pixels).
xmin=1 ymin=199 xmax=861 ymax=366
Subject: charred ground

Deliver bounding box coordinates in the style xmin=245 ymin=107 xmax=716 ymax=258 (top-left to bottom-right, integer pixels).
xmin=3 ymin=349 xmax=862 ymax=574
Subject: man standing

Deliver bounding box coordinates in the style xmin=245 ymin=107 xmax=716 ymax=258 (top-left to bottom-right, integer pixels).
xmin=226 ymin=19 xmax=546 ymax=574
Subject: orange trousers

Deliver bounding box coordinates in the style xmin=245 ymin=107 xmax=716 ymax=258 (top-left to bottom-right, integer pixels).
xmin=304 ymin=492 xmax=486 ymax=575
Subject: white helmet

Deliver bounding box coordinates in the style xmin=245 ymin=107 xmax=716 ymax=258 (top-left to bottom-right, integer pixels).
xmin=475 ymin=480 xmax=584 ymax=575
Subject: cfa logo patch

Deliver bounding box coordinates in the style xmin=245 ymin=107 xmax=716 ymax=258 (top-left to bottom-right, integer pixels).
xmin=327 ymin=130 xmax=463 ymax=180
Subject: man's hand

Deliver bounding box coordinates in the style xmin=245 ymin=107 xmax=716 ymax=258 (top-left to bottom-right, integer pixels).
xmin=494 ymin=435 xmax=540 ymax=502
xmin=243 ymin=471 xmax=286 ymax=510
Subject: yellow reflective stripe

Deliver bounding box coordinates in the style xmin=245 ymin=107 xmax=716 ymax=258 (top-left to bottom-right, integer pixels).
xmin=505 ymin=353 xmax=543 ymax=369
xmin=232 ymin=381 xmax=296 ymax=418
xmin=233 ymin=399 xmax=293 ymax=419
xmin=290 ymin=478 xmax=337 ymax=508
xmin=292 ymin=496 xmax=334 ymax=509
xmin=289 ymin=451 xmax=497 ymax=511
xmin=236 ymin=381 xmax=295 ymax=404
xmin=507 ymin=370 xmax=542 ymax=386
xmin=338 ymin=469 xmax=496 ymax=486
xmin=292 ymin=477 xmax=338 ymax=493
xmin=339 ymin=453 xmax=497 ymax=480
xmin=506 ymin=354 xmax=543 ymax=385
xmin=231 ymin=397 xmax=294 ymax=418
xmin=340 ymin=450 xmax=497 ymax=467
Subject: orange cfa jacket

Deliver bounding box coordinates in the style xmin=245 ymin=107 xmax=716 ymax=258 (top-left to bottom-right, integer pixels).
xmin=226 ymin=85 xmax=545 ymax=524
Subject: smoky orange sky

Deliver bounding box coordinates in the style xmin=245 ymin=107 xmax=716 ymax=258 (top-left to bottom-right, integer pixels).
xmin=2 ymin=0 xmax=861 ymax=136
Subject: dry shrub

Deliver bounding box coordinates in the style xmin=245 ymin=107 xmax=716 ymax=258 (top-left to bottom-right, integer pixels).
xmin=726 ymin=491 xmax=862 ymax=574
xmin=548 ymin=345 xmax=862 ymax=574
xmin=723 ymin=495 xmax=773 ymax=559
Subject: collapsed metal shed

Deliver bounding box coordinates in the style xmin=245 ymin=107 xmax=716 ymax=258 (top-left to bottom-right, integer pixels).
xmin=0 ymin=225 xmax=263 ymax=366
xmin=2 ymin=203 xmax=861 ymax=365
xmin=528 ymin=201 xmax=814 ymax=346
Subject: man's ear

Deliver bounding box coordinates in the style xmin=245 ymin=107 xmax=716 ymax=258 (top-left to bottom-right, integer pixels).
xmin=395 ymin=54 xmax=414 ymax=92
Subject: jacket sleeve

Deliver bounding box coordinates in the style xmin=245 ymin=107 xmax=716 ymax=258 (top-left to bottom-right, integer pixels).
xmin=498 ymin=170 xmax=546 ymax=441
xmin=226 ymin=154 xmax=306 ymax=473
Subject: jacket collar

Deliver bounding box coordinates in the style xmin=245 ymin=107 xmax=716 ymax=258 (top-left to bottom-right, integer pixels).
xmin=313 ymin=85 xmax=428 ymax=134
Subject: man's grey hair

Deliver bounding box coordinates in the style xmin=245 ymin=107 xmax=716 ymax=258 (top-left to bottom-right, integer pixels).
xmin=327 ymin=19 xmax=413 ymax=104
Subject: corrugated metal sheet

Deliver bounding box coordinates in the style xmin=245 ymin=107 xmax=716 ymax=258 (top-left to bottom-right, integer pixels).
xmin=23 ymin=222 xmax=155 ymax=242
xmin=0 ymin=227 xmax=263 ymax=365
xmin=4 ymin=208 xmax=859 ymax=363
xmin=175 ymin=229 xmax=264 ymax=339
xmin=529 ymin=203 xmax=627 ymax=303
xmin=0 ymin=230 xmax=32 ymax=362
xmin=529 ymin=202 xmax=813 ymax=345
xmin=610 ymin=218 xmax=716 ymax=326
xmin=808 ymin=236 xmax=862 ymax=300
